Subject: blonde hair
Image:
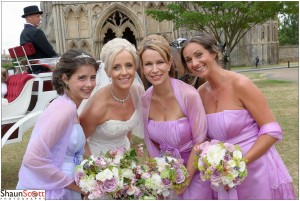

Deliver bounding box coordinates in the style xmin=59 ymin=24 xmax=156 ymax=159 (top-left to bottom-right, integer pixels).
xmin=100 ymin=38 xmax=139 ymax=74
xmin=138 ymin=34 xmax=171 ymax=65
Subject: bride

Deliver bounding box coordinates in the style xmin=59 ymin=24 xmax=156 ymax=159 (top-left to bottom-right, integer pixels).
xmin=79 ymin=38 xmax=144 ymax=157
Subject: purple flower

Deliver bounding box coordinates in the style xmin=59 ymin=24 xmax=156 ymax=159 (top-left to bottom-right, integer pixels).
xmin=223 ymin=153 xmax=232 ymax=162
xmin=95 ymin=157 xmax=107 ymax=168
xmin=102 ymin=177 xmax=118 ymax=193
xmin=175 ymin=169 xmax=185 ymax=184
xmin=83 ymin=163 xmax=90 ymax=170
xmin=162 ymin=178 xmax=172 ymax=188
xmin=211 ymin=169 xmax=222 ymax=182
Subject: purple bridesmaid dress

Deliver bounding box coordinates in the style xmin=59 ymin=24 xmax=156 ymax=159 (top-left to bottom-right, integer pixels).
xmin=148 ymin=117 xmax=214 ymax=199
xmin=207 ymin=109 xmax=295 ymax=199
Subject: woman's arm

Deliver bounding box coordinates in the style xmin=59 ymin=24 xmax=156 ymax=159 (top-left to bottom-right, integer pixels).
xmin=80 ymin=94 xmax=104 ymax=140
xmin=176 ymin=145 xmax=198 ymax=195
xmin=177 ymin=85 xmax=208 ymax=194
xmin=235 ymin=76 xmax=279 ymax=164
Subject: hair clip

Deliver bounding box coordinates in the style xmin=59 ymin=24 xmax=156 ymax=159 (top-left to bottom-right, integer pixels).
xmin=75 ymin=53 xmax=91 ymax=58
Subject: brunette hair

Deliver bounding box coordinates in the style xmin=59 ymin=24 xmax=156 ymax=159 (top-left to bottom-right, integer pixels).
xmin=52 ymin=49 xmax=99 ymax=95
xmin=180 ymin=32 xmax=223 ymax=69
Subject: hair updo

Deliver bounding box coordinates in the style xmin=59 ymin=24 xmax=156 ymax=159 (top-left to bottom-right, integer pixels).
xmin=100 ymin=38 xmax=139 ymax=74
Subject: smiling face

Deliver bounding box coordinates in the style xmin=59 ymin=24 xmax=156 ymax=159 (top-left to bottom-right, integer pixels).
xmin=182 ymin=42 xmax=217 ymax=78
xmin=141 ymin=48 xmax=171 ymax=86
xmin=63 ymin=64 xmax=97 ymax=105
xmin=108 ymin=50 xmax=136 ymax=90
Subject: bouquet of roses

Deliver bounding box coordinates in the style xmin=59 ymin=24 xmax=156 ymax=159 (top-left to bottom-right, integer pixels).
xmin=147 ymin=151 xmax=189 ymax=197
xmin=194 ymin=140 xmax=248 ymax=191
xmin=74 ymin=152 xmax=121 ymax=199
xmin=75 ymin=146 xmax=169 ymax=200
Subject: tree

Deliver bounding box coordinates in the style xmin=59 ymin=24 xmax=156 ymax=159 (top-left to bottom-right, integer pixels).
xmin=278 ymin=1 xmax=299 ymax=46
xmin=146 ymin=1 xmax=297 ymax=68
xmin=279 ymin=14 xmax=299 ymax=45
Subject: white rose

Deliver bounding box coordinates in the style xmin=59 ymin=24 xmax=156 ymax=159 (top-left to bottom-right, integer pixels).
xmin=230 ymin=169 xmax=239 ymax=178
xmin=122 ymin=168 xmax=134 ymax=179
xmin=162 ymin=189 xmax=170 ymax=197
xmin=112 ymin=167 xmax=119 ymax=177
xmin=155 ymin=158 xmax=168 ymax=172
xmin=233 ymin=150 xmax=242 ymax=160
xmin=221 ymin=176 xmax=232 ymax=186
xmin=151 ymin=173 xmax=162 ymax=189
xmin=207 ymin=144 xmax=226 ymax=165
xmin=96 ymin=168 xmax=113 ymax=181
xmin=239 ymin=161 xmax=246 ymax=172
xmin=79 ymin=175 xmax=96 ymax=193
xmin=227 ymin=160 xmax=236 ymax=168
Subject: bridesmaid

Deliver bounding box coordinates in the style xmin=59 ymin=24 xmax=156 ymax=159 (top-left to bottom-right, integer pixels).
xmin=180 ymin=32 xmax=295 ymax=199
xmin=138 ymin=34 xmax=214 ymax=199
xmin=16 ymin=49 xmax=99 ymax=199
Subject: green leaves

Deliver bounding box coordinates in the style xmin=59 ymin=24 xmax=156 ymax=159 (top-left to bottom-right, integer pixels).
xmin=145 ymin=1 xmax=296 ymax=63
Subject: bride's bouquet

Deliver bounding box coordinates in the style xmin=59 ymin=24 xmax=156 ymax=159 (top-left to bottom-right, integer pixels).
xmin=194 ymin=140 xmax=248 ymax=191
xmin=74 ymin=146 xmax=175 ymax=199
xmin=74 ymin=152 xmax=121 ymax=199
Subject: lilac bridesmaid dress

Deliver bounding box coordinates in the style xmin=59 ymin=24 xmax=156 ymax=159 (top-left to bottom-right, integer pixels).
xmin=207 ymin=109 xmax=295 ymax=199
xmin=147 ymin=117 xmax=214 ymax=199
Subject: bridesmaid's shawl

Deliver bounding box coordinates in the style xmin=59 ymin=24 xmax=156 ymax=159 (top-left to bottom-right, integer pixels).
xmin=18 ymin=94 xmax=76 ymax=199
xmin=142 ymin=78 xmax=207 ymax=157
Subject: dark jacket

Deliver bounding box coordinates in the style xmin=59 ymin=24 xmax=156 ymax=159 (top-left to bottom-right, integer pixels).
xmin=20 ymin=24 xmax=57 ymax=73
xmin=20 ymin=24 xmax=57 ymax=59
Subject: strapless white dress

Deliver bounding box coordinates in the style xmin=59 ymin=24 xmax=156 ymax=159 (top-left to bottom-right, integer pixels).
xmin=88 ymin=109 xmax=139 ymax=156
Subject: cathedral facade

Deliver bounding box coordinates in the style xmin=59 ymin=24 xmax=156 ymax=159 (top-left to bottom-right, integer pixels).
xmin=40 ymin=1 xmax=279 ymax=66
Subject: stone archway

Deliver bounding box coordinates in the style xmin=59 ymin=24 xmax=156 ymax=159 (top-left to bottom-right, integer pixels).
xmin=93 ymin=3 xmax=144 ymax=59
xmin=102 ymin=11 xmax=137 ymax=47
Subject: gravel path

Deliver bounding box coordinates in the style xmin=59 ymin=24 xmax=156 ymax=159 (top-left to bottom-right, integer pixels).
xmin=236 ymin=66 xmax=298 ymax=82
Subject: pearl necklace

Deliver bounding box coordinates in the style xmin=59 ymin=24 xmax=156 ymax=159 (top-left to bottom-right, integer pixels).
xmin=111 ymin=89 xmax=130 ymax=106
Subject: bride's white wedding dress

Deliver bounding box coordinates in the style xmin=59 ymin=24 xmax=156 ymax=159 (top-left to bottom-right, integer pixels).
xmin=80 ymin=62 xmax=145 ymax=157
xmin=88 ymin=109 xmax=139 ymax=156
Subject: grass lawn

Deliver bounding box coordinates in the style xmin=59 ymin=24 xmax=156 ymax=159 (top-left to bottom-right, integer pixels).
xmin=1 ymin=71 xmax=298 ymax=198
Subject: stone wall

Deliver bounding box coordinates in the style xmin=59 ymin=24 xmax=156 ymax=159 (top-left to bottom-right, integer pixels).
xmin=279 ymin=45 xmax=299 ymax=62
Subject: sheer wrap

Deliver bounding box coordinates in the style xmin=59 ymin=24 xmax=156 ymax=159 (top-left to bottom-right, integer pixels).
xmin=142 ymin=78 xmax=207 ymax=157
xmin=17 ymin=94 xmax=76 ymax=199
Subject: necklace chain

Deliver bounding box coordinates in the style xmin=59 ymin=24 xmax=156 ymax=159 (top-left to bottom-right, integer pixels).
xmin=157 ymin=96 xmax=167 ymax=111
xmin=111 ymin=89 xmax=130 ymax=106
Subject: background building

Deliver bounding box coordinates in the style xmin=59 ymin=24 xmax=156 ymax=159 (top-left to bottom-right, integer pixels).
xmin=41 ymin=1 xmax=279 ymax=66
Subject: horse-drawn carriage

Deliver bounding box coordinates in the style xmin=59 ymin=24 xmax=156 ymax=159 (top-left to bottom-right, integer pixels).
xmin=1 ymin=43 xmax=58 ymax=147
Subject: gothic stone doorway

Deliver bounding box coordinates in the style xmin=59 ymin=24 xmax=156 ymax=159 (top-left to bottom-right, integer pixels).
xmin=102 ymin=11 xmax=137 ymax=47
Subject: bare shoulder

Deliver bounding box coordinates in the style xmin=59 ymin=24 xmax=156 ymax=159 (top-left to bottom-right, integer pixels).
xmin=198 ymin=81 xmax=208 ymax=96
xmin=230 ymin=71 xmax=254 ymax=91
xmin=83 ymin=86 xmax=109 ymax=118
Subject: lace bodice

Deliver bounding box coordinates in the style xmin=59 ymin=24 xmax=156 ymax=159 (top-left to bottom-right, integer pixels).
xmin=88 ymin=110 xmax=139 ymax=156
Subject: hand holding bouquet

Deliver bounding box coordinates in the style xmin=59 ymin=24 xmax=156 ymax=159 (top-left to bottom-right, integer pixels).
xmin=194 ymin=140 xmax=248 ymax=192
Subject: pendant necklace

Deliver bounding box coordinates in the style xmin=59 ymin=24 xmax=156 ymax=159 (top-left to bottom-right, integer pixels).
xmin=158 ymin=96 xmax=167 ymax=111
xmin=111 ymin=88 xmax=130 ymax=106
